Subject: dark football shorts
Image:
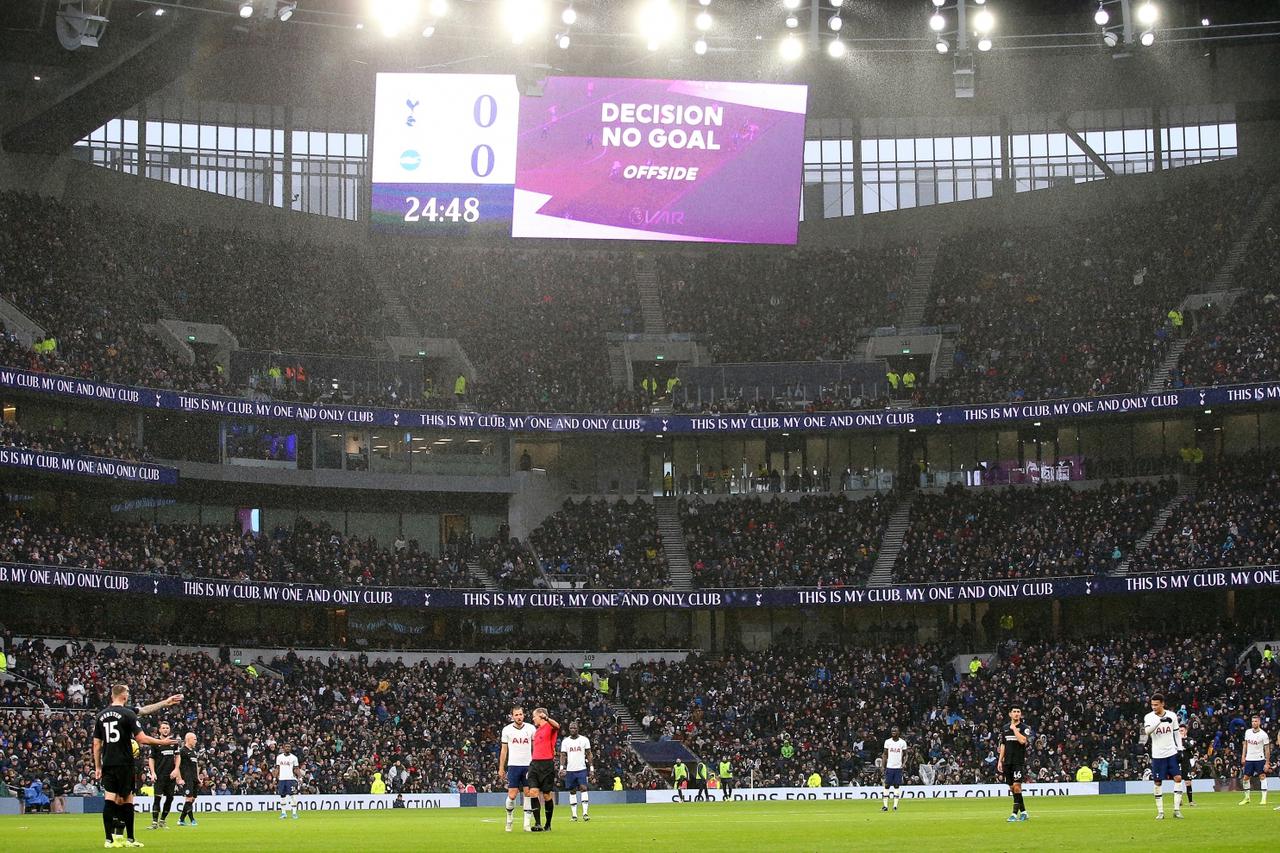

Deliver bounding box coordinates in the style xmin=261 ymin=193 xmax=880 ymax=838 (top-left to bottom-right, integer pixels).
xmin=1003 ymin=765 xmax=1026 ymax=786
xmin=528 ymin=760 xmax=556 ymax=793
xmin=101 ymin=765 xmax=135 ymax=797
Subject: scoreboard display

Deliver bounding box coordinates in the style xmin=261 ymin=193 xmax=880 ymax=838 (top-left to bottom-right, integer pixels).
xmin=370 ymin=73 xmax=807 ymax=244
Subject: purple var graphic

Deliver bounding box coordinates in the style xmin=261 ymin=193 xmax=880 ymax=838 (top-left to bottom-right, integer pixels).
xmin=513 ymin=77 xmax=807 ymax=244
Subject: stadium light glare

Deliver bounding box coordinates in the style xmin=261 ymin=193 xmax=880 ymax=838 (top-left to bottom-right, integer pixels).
xmin=638 ymin=0 xmax=679 ymax=48
xmin=429 ymin=0 xmax=447 ymax=17
xmin=827 ymin=38 xmax=846 ymax=58
xmin=1137 ymin=2 xmax=1158 ymax=26
xmin=977 ymin=36 xmax=992 ymax=51
xmin=831 ymin=0 xmax=844 ymax=7
xmin=780 ymin=33 xmax=802 ymax=61
xmin=935 ymin=37 xmax=948 ymax=53
xmin=694 ymin=37 xmax=707 ymax=55
xmin=504 ymin=0 xmax=548 ymax=44
xmin=1201 ymin=17 xmax=1210 ymax=26
xmin=154 ymin=7 xmax=165 ymax=15
xmin=1093 ymin=5 xmax=1108 ymax=26
xmin=932 ymin=0 xmax=945 ymax=7
xmin=929 ymin=13 xmax=945 ymax=32
xmin=238 ymin=1 xmax=254 ymax=19
xmin=1140 ymin=29 xmax=1155 ymax=46
xmin=371 ymin=0 xmax=419 ymax=37
xmin=695 ymin=11 xmax=711 ymax=31
xmin=785 ymin=15 xmax=799 ymax=28
xmin=783 ymin=0 xmax=800 ymax=9
xmin=829 ymin=15 xmax=841 ymax=32
xmin=973 ymin=9 xmax=994 ymax=34
xmin=699 ymin=0 xmax=710 ymax=6
xmin=277 ymin=2 xmax=296 ymax=22
xmin=557 ymin=32 xmax=570 ymax=49
xmin=33 ymin=74 xmax=42 ymax=81
xmin=562 ymin=5 xmax=576 ymax=26
xmin=422 ymin=23 xmax=434 ymax=37
xmin=1102 ymin=29 xmax=1118 ymax=47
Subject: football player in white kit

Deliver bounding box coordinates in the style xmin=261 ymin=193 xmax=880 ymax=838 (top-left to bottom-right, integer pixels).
xmin=559 ymin=722 xmax=594 ymax=822
xmin=1141 ymin=694 xmax=1184 ymax=820
xmin=1238 ymin=715 xmax=1271 ymax=806
xmin=881 ymin=726 xmax=908 ymax=812
xmin=498 ymin=706 xmax=535 ymax=832
xmin=275 ymin=743 xmax=301 ymax=820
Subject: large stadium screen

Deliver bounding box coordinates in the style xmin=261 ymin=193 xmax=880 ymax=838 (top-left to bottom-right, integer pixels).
xmin=370 ymin=73 xmax=807 ymax=244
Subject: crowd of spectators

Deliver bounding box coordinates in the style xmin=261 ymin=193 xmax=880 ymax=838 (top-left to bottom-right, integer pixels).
xmin=624 ymin=642 xmax=947 ymax=787
xmin=0 ymin=638 xmax=653 ymax=799
xmin=475 ymin=529 xmax=543 ymax=590
xmin=1130 ymin=453 xmax=1280 ymax=573
xmin=529 ymin=499 xmax=668 ymax=589
xmin=895 ymin=480 xmax=1176 ymax=583
xmin=0 ymin=516 xmax=478 ymax=589
xmin=923 ymin=172 xmax=1268 ymax=405
xmin=681 ymin=495 xmax=892 ymax=588
xmin=658 ymin=246 xmax=917 ymax=364
xmin=0 ymin=420 xmax=149 ymax=463
xmin=923 ymin=630 xmax=1279 ymax=785
xmin=1170 ymin=294 xmax=1280 ymax=388
xmin=384 ymin=246 xmax=641 ymax=414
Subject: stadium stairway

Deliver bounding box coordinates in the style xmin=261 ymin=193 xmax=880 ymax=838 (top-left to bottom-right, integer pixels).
xmin=655 ymin=497 xmax=694 ymax=591
xmin=897 ymin=233 xmax=942 ymax=328
xmin=1112 ymin=476 xmax=1197 ymax=576
xmin=636 ymin=255 xmax=666 ymax=335
xmin=604 ymin=696 xmax=701 ymax=772
xmin=465 ymin=555 xmax=503 ymax=593
xmin=1208 ymin=180 xmax=1280 ymax=291
xmin=868 ymin=494 xmax=917 ymax=587
xmin=1144 ymin=338 xmax=1189 ymax=394
xmin=372 ymin=278 xmax=424 ymax=341
xmin=933 ymin=337 xmax=957 ymax=380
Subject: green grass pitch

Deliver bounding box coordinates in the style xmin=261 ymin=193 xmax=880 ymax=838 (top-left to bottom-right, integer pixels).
xmin=2 ymin=793 xmax=1276 ymax=852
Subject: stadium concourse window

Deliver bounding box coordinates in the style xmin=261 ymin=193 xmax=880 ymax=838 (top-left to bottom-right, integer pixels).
xmin=802 ymin=118 xmax=857 ymax=219
xmin=858 ymin=116 xmax=1004 ymax=215
xmin=76 ymin=102 xmax=367 ymax=221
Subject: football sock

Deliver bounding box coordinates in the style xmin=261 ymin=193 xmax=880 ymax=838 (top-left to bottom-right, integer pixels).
xmin=1262 ymin=777 xmax=1269 ymax=804
xmin=162 ymin=795 xmax=173 ymax=819
xmin=894 ymin=787 xmax=902 ymax=805
xmin=569 ymin=793 xmax=578 ymax=818
xmin=124 ymin=803 xmax=136 ymax=840
xmin=506 ymin=796 xmax=516 ymax=822
xmin=1242 ymin=779 xmax=1252 ymax=801
xmin=581 ymin=792 xmax=589 ymax=817
xmin=152 ymin=794 xmax=160 ymax=821
xmin=1014 ymin=792 xmax=1026 ymax=813
xmin=103 ymin=801 xmax=116 ymax=841
xmin=531 ymin=798 xmax=541 ymax=827
xmin=1154 ymin=784 xmax=1164 ymax=815
xmin=882 ymin=788 xmax=889 ymax=808
xmin=523 ymin=796 xmax=532 ymax=827
xmin=544 ymin=798 xmax=554 ymax=828
xmin=1174 ymin=788 xmax=1183 ymax=811
xmin=291 ymin=794 xmax=300 ymax=813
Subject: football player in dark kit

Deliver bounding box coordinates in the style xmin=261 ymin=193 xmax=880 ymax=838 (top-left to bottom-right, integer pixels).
xmin=997 ymin=705 xmax=1030 ymax=823
xmin=147 ymin=722 xmax=179 ymax=829
xmin=175 ymin=732 xmax=201 ymax=827
xmin=93 ymin=684 xmax=181 ymax=849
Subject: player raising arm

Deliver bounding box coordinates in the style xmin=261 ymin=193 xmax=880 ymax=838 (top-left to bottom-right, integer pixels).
xmin=93 ymin=683 xmax=180 ymax=849
xmin=997 ymin=706 xmax=1029 ymax=823
xmin=1141 ymin=693 xmax=1184 ymax=820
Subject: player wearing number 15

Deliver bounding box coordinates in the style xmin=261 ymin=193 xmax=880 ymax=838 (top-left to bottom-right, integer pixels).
xmin=93 ymin=684 xmax=182 ymax=849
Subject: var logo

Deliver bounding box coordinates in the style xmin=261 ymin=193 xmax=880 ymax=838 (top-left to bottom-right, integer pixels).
xmin=400 ymin=150 xmax=421 ymax=171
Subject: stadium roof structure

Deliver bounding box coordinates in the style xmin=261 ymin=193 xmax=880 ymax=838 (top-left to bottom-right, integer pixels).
xmin=3 ymin=0 xmax=1280 ymax=156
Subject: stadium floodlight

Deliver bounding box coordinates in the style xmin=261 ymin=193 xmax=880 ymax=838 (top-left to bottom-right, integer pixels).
xmin=561 ymin=4 xmax=576 ymax=26
xmin=429 ymin=0 xmax=446 ymax=17
xmin=695 ymin=11 xmax=711 ymax=31
xmin=370 ymin=0 xmax=418 ymax=37
xmin=277 ymin=2 xmax=296 ymax=22
xmin=1137 ymin=2 xmax=1157 ymax=26
xmin=783 ymin=0 xmax=800 ymax=9
xmin=932 ymin=0 xmax=944 ymax=7
xmin=977 ymin=36 xmax=992 ymax=51
xmin=1201 ymin=17 xmax=1209 ymax=26
xmin=638 ymin=0 xmax=679 ymax=48
xmin=780 ymin=33 xmax=802 ymax=61
xmin=827 ymin=38 xmax=846 ymax=58
xmin=785 ymin=14 xmax=798 ymax=28
xmin=503 ymin=0 xmax=547 ymax=44
xmin=934 ymin=37 xmax=948 ymax=53
xmin=153 ymin=6 xmax=165 ymax=15
xmin=1140 ymin=29 xmax=1155 ymax=46
xmin=829 ymin=15 xmax=842 ymax=32
xmin=694 ymin=37 xmax=707 ymax=54
xmin=1102 ymin=29 xmax=1118 ymax=46
xmin=557 ymin=32 xmax=570 ymax=48
xmin=973 ymin=9 xmax=994 ymax=34
xmin=699 ymin=0 xmax=710 ymax=6
xmin=831 ymin=0 xmax=844 ymax=7
xmin=929 ymin=13 xmax=944 ymax=32
xmin=1093 ymin=5 xmax=1108 ymax=26
xmin=238 ymin=1 xmax=254 ymax=18
xmin=421 ymin=23 xmax=434 ymax=36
